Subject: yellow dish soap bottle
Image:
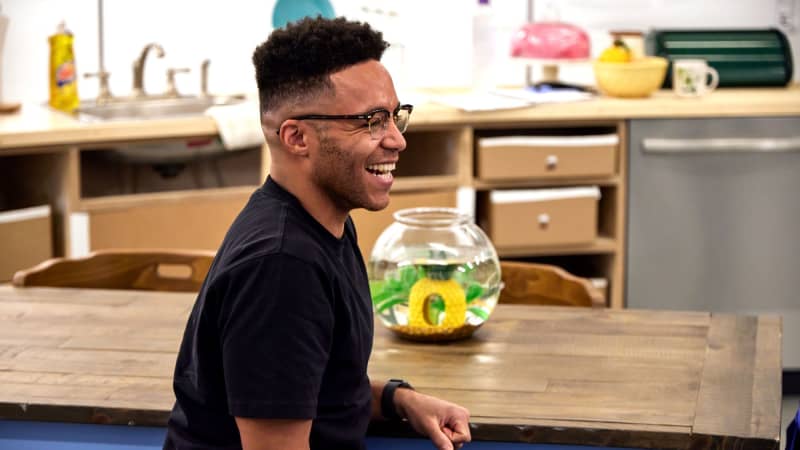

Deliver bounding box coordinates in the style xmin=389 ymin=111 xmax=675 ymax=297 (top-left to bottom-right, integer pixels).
xmin=49 ymin=21 xmax=79 ymax=112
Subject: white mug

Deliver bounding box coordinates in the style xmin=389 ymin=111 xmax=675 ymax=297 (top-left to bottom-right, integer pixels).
xmin=673 ymin=59 xmax=719 ymax=97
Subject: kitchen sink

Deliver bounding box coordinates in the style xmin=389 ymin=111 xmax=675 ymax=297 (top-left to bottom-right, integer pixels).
xmin=73 ymin=94 xmax=253 ymax=169
xmin=75 ymin=94 xmax=247 ymax=122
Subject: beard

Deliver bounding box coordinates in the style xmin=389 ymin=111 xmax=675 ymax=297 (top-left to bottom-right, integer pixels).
xmin=311 ymin=135 xmax=389 ymax=213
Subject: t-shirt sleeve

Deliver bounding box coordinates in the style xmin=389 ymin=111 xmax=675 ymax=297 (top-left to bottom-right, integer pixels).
xmin=216 ymin=254 xmax=334 ymax=419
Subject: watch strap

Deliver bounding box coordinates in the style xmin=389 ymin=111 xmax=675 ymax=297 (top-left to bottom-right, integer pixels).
xmin=381 ymin=378 xmax=414 ymax=421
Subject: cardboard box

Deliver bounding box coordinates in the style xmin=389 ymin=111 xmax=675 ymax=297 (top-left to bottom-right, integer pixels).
xmin=0 ymin=205 xmax=52 ymax=281
xmin=476 ymin=134 xmax=617 ymax=181
xmin=70 ymin=192 xmax=251 ymax=256
xmin=350 ymin=190 xmax=458 ymax=260
xmin=483 ymin=187 xmax=600 ymax=248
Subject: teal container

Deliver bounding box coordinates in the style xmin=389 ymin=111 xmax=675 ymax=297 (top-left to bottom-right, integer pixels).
xmin=647 ymin=29 xmax=794 ymax=88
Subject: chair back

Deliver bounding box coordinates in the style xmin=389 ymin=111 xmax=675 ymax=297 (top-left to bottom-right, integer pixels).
xmin=499 ymin=261 xmax=605 ymax=308
xmin=12 ymin=249 xmax=216 ymax=292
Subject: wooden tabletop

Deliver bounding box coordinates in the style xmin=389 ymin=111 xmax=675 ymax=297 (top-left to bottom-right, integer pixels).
xmin=0 ymin=285 xmax=782 ymax=449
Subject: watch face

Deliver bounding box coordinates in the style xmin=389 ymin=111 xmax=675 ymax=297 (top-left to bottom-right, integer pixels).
xmin=390 ymin=379 xmax=412 ymax=388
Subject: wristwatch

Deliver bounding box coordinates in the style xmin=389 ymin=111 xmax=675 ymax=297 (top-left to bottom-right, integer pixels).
xmin=381 ymin=378 xmax=414 ymax=421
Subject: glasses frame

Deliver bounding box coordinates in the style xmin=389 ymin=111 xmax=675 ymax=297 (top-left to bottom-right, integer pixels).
xmin=276 ymin=104 xmax=414 ymax=139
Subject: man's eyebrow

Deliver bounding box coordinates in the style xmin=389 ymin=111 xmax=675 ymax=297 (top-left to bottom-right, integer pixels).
xmin=362 ymin=102 xmax=401 ymax=113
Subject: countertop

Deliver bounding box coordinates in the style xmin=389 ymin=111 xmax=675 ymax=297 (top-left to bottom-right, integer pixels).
xmin=0 ymin=285 xmax=782 ymax=449
xmin=1 ymin=86 xmax=799 ymax=152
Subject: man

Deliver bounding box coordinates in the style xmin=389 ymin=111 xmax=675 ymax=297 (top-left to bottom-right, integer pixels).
xmin=163 ymin=17 xmax=471 ymax=450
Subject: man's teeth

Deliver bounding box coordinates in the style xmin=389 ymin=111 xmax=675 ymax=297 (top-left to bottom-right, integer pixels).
xmin=366 ymin=163 xmax=396 ymax=175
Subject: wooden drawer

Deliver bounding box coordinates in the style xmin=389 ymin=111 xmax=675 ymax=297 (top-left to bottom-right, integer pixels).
xmin=0 ymin=206 xmax=52 ymax=281
xmin=482 ymin=187 xmax=600 ymax=248
xmin=350 ymin=189 xmax=458 ymax=259
xmin=476 ymin=135 xmax=618 ymax=181
xmin=69 ymin=191 xmax=252 ymax=255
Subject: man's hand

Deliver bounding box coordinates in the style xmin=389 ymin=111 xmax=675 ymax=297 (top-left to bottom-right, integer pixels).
xmin=394 ymin=389 xmax=471 ymax=450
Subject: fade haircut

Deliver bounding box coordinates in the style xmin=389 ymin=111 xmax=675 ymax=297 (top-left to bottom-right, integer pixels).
xmin=252 ymin=17 xmax=389 ymax=114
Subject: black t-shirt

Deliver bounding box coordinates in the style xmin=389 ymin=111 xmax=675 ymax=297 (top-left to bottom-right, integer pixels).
xmin=164 ymin=177 xmax=374 ymax=450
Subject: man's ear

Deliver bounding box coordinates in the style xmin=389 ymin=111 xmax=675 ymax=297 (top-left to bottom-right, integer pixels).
xmin=277 ymin=120 xmax=311 ymax=157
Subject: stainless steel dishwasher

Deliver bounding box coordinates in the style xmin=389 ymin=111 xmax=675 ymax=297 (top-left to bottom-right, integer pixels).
xmin=627 ymin=117 xmax=800 ymax=370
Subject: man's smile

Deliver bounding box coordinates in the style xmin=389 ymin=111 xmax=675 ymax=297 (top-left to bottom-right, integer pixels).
xmin=365 ymin=162 xmax=396 ymax=180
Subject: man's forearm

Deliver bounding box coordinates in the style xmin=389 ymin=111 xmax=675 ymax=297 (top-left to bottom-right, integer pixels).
xmin=370 ymin=380 xmax=386 ymax=419
xmin=371 ymin=379 xmax=417 ymax=420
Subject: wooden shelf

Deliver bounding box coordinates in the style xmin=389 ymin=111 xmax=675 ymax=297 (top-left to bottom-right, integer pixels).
xmin=495 ymin=236 xmax=617 ymax=258
xmin=51 ymin=118 xmax=626 ymax=307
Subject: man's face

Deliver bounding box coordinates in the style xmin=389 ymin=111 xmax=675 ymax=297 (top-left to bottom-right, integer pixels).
xmin=308 ymin=60 xmax=407 ymax=214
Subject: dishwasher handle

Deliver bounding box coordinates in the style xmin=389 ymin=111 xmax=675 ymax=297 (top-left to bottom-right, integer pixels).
xmin=641 ymin=137 xmax=800 ymax=154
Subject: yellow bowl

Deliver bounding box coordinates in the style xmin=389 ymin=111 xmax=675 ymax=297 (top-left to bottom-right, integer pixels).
xmin=593 ymin=56 xmax=668 ymax=98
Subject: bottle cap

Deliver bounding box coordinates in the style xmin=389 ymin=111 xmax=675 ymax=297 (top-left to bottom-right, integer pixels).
xmin=55 ymin=21 xmax=72 ymax=35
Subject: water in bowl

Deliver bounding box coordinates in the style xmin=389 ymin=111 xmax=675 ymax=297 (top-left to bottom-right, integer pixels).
xmin=368 ymin=248 xmax=501 ymax=331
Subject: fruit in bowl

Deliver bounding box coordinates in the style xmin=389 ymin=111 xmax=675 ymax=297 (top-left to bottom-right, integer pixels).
xmin=593 ymin=41 xmax=667 ymax=98
xmin=598 ymin=39 xmax=632 ymax=63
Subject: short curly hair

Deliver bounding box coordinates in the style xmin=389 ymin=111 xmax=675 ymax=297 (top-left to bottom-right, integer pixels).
xmin=252 ymin=17 xmax=389 ymax=113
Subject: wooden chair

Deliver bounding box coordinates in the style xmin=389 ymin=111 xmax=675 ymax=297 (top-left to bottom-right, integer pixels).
xmin=12 ymin=249 xmax=216 ymax=292
xmin=499 ymin=260 xmax=605 ymax=308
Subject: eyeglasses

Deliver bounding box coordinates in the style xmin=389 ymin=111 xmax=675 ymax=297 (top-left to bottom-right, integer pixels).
xmin=278 ymin=104 xmax=413 ymax=140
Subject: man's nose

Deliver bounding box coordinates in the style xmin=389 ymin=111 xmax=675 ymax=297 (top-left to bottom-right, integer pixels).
xmin=382 ymin=119 xmax=407 ymax=151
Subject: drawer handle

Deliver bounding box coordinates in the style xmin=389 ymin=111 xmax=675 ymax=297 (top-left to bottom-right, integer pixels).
xmin=538 ymin=213 xmax=550 ymax=228
xmin=642 ymin=137 xmax=800 ymax=154
xmin=545 ymin=155 xmax=558 ymax=170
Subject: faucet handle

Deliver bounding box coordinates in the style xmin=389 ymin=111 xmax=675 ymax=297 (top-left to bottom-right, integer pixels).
xmin=131 ymin=43 xmax=165 ymax=98
xmin=85 ymin=70 xmax=113 ymax=104
xmin=200 ymin=59 xmax=211 ymax=97
xmin=165 ymin=67 xmax=190 ymax=98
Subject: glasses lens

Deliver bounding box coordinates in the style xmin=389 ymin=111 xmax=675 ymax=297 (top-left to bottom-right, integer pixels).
xmin=368 ymin=111 xmax=390 ymax=139
xmin=395 ymin=108 xmax=410 ymax=133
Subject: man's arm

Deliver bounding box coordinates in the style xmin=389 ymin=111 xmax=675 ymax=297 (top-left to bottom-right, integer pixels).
xmin=371 ymin=381 xmax=385 ymax=419
xmin=370 ymin=379 xmax=471 ymax=450
xmin=235 ymin=417 xmax=311 ymax=450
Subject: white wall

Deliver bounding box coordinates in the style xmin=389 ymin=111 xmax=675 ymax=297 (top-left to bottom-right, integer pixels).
xmin=0 ymin=0 xmax=797 ymax=104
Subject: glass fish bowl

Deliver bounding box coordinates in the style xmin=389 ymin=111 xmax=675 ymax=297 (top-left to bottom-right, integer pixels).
xmin=368 ymin=207 xmax=502 ymax=341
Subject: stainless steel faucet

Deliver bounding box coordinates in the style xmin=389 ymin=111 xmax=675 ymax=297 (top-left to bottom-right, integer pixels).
xmin=131 ymin=43 xmax=165 ymax=98
xmin=200 ymin=59 xmax=211 ymax=97
xmin=85 ymin=71 xmax=112 ymax=103
xmin=84 ymin=0 xmax=113 ymax=104
xmin=165 ymin=67 xmax=190 ymax=98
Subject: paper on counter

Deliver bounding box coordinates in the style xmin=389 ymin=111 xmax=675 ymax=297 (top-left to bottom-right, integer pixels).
xmin=492 ymin=87 xmax=594 ymax=104
xmin=479 ymin=134 xmax=619 ymax=148
xmin=431 ymin=91 xmax=532 ymax=112
xmin=432 ymin=87 xmax=593 ymax=112
xmin=205 ymin=100 xmax=264 ymax=151
xmin=490 ymin=186 xmax=602 ymax=204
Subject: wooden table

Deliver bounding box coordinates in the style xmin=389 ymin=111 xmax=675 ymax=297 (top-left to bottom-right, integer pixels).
xmin=0 ymin=286 xmax=782 ymax=449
